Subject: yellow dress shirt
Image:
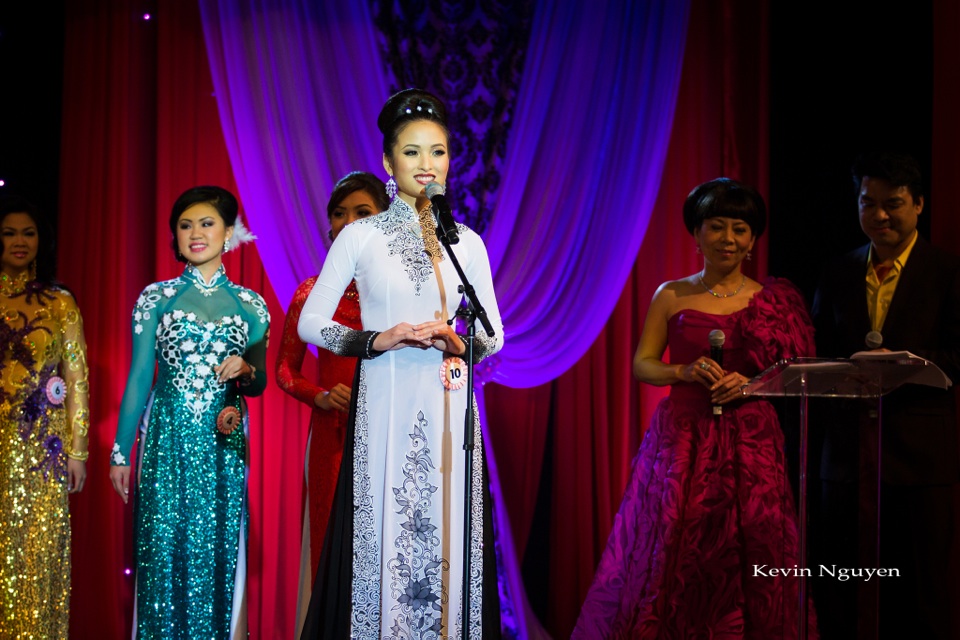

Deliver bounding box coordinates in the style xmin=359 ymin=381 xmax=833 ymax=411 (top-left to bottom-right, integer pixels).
xmin=865 ymin=231 xmax=919 ymax=332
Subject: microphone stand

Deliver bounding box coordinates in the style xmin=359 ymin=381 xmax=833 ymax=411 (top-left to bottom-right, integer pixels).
xmin=434 ymin=221 xmax=495 ymax=637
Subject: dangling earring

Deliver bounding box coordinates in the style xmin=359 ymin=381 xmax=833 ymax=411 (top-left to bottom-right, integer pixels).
xmin=327 ymin=229 xmax=334 ymax=241
xmin=385 ymin=176 xmax=397 ymax=199
xmin=223 ymin=237 xmax=231 ymax=254
xmin=746 ymin=251 xmax=752 ymax=261
xmin=695 ymin=246 xmax=701 ymax=255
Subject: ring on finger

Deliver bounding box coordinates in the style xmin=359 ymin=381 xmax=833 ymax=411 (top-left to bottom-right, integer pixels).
xmin=699 ymin=361 xmax=710 ymax=370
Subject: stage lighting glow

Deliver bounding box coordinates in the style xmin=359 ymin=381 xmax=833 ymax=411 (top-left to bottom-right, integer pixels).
xmin=143 ymin=13 xmax=151 ymax=20
xmin=0 ymin=180 xmax=5 ymax=187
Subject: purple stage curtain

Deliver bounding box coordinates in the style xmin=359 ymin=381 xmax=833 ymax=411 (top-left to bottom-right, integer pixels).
xmin=198 ymin=0 xmax=391 ymax=311
xmin=483 ymin=1 xmax=690 ymax=386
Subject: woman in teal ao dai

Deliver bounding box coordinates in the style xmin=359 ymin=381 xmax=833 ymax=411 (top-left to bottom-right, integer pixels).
xmin=110 ymin=186 xmax=269 ymax=638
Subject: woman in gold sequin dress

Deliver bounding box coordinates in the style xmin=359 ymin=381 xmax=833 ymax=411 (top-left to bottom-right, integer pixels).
xmin=0 ymin=197 xmax=90 ymax=637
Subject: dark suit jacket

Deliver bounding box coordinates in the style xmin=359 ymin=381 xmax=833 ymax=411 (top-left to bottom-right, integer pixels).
xmin=812 ymin=235 xmax=960 ymax=485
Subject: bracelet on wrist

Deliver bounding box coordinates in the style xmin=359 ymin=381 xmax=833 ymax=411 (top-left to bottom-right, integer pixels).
xmin=365 ymin=332 xmax=384 ymax=359
xmin=240 ymin=363 xmax=257 ymax=386
xmin=68 ymin=450 xmax=89 ymax=462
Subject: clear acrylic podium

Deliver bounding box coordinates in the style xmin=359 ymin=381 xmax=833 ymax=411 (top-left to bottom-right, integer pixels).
xmin=743 ymin=355 xmax=949 ymax=640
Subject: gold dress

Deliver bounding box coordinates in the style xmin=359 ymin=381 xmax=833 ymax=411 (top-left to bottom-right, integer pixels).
xmin=0 ymin=271 xmax=89 ymax=637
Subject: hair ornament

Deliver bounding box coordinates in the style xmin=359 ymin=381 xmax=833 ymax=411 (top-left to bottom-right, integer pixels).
xmin=403 ymin=102 xmax=435 ymax=117
xmin=231 ymin=216 xmax=257 ymax=247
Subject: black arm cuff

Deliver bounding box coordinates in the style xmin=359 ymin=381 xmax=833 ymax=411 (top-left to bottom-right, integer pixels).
xmin=320 ymin=325 xmax=385 ymax=359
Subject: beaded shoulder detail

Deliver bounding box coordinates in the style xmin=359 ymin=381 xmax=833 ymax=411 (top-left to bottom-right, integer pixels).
xmin=226 ymin=281 xmax=269 ymax=325
xmin=132 ymin=274 xmax=187 ymax=335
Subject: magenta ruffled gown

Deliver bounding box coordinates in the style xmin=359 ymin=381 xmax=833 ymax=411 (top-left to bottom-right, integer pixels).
xmin=574 ymin=279 xmax=817 ymax=639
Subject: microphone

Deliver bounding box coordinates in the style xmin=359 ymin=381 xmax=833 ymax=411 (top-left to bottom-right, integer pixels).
xmin=709 ymin=330 xmax=725 ymax=368
xmin=865 ymin=330 xmax=883 ymax=350
xmin=425 ymin=182 xmax=460 ymax=245
xmin=709 ymin=330 xmax=725 ymax=416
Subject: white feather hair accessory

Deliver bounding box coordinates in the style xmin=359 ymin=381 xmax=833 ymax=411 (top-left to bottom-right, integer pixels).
xmin=230 ymin=216 xmax=257 ymax=247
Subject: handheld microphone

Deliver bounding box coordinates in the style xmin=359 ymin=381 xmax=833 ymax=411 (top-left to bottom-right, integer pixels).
xmin=425 ymin=182 xmax=460 ymax=245
xmin=865 ymin=330 xmax=883 ymax=350
xmin=709 ymin=330 xmax=725 ymax=368
xmin=709 ymin=330 xmax=725 ymax=415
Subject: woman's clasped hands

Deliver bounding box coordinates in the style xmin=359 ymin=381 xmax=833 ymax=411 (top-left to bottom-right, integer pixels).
xmin=680 ymin=357 xmax=750 ymax=405
xmin=373 ymin=320 xmax=465 ymax=355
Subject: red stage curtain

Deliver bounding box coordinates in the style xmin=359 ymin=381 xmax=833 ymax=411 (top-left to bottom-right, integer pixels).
xmin=483 ymin=1 xmax=771 ymax=636
xmin=60 ymin=1 xmax=311 ymax=637
xmin=59 ymin=3 xmax=157 ymax=638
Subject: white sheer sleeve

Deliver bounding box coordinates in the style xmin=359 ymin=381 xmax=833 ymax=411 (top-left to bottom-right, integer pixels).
xmin=298 ymin=224 xmax=382 ymax=358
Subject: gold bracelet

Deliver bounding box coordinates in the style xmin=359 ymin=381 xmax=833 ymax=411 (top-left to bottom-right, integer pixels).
xmin=67 ymin=451 xmax=89 ymax=462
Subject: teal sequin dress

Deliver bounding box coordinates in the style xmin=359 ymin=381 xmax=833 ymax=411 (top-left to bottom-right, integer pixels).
xmin=111 ymin=265 xmax=269 ymax=639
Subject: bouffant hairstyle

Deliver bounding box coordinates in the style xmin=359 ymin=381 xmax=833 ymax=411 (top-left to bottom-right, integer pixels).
xmin=326 ymin=171 xmax=390 ymax=219
xmin=376 ymin=88 xmax=449 ymax=157
xmin=682 ymin=178 xmax=767 ymax=238
xmin=851 ymin=152 xmax=924 ymax=203
xmin=168 ymin=186 xmax=239 ymax=263
xmin=0 ymin=195 xmax=57 ymax=284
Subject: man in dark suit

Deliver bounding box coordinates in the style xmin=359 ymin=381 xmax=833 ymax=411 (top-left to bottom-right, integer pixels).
xmin=812 ymin=152 xmax=960 ymax=638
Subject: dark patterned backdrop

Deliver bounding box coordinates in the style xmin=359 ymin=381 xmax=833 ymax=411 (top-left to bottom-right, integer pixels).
xmin=371 ymin=0 xmax=535 ymax=234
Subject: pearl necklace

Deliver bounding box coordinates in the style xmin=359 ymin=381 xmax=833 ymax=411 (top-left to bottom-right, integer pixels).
xmin=698 ymin=272 xmax=746 ymax=298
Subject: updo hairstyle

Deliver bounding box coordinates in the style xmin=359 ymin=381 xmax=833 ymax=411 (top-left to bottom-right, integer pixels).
xmin=682 ymin=178 xmax=767 ymax=238
xmin=376 ymin=88 xmax=449 ymax=157
xmin=327 ymin=171 xmax=390 ymax=218
xmin=168 ymin=186 xmax=239 ymax=263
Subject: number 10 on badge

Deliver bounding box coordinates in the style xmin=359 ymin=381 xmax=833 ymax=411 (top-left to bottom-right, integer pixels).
xmin=440 ymin=357 xmax=468 ymax=391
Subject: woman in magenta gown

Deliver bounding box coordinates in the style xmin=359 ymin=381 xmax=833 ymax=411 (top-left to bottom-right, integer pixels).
xmin=574 ymin=178 xmax=816 ymax=639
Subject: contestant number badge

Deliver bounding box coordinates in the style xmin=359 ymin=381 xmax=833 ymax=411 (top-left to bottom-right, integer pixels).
xmin=217 ymin=406 xmax=242 ymax=435
xmin=440 ymin=357 xmax=468 ymax=390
